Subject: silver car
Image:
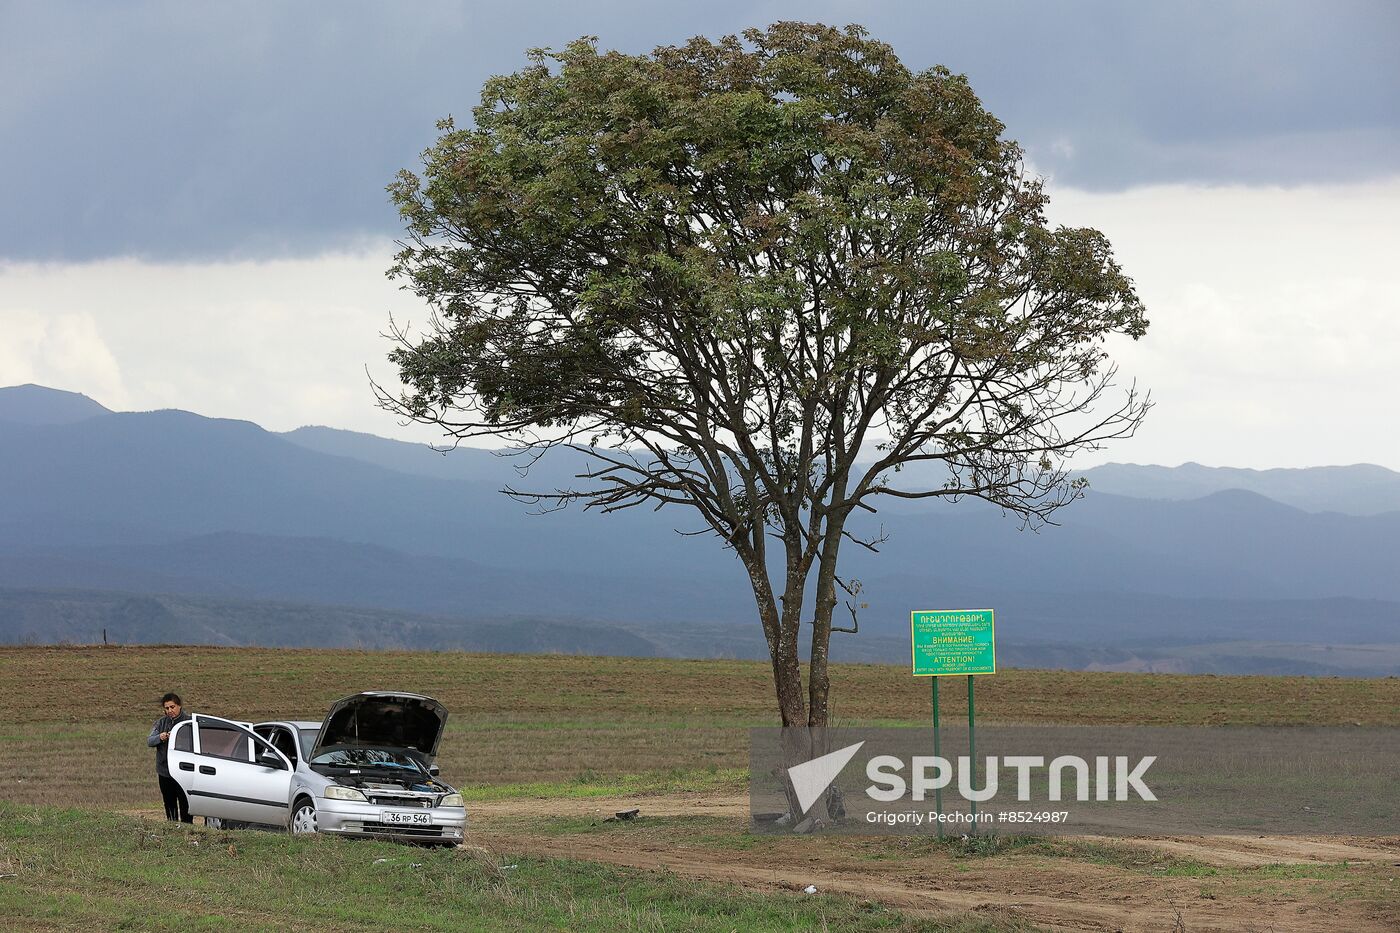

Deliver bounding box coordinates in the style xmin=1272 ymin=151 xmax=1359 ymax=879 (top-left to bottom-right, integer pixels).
xmin=166 ymin=691 xmax=467 ymax=845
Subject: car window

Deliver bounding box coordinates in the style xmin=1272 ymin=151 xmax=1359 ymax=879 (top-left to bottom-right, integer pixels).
xmin=172 ymin=722 xmax=192 ymax=752
xmin=268 ymin=728 xmax=299 ymax=764
xmin=197 ymin=721 xmax=251 ymax=762
xmin=299 ymin=729 xmax=319 ymax=760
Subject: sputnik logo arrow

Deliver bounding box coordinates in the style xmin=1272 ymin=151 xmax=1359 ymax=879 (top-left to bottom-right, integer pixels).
xmin=788 ymin=741 xmax=865 ymax=814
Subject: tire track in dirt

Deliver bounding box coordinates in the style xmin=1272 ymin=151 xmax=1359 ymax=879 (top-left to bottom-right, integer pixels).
xmin=1127 ymin=834 xmax=1399 ymax=867
xmin=468 ymin=794 xmax=1399 ymax=932
xmin=469 ymin=829 xmax=1386 ymax=933
xmin=469 ymin=793 xmax=1399 ymax=866
xmin=121 ymin=800 xmax=1400 ymax=931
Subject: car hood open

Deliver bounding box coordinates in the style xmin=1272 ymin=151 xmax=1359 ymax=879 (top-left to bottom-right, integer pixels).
xmin=310 ymin=692 xmax=448 ymax=760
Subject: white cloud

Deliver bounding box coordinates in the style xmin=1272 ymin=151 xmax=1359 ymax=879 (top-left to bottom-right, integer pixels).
xmin=0 ymin=308 xmax=129 ymax=408
xmin=1047 ymin=177 xmax=1400 ymax=470
xmin=0 ymin=247 xmax=445 ymax=445
xmin=1 ymin=177 xmax=1398 ymax=470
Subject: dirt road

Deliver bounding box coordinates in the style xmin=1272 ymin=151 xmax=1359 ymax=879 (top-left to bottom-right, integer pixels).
xmin=467 ymin=793 xmax=1400 ymax=933
xmin=124 ymin=794 xmax=1398 ymax=931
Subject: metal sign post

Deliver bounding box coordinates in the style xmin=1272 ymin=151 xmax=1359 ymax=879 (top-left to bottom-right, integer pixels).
xmin=931 ymin=677 xmax=943 ymax=839
xmin=911 ymin=609 xmax=996 ymax=838
xmin=967 ymin=673 xmax=977 ymax=831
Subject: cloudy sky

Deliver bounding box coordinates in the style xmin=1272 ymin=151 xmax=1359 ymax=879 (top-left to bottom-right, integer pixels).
xmin=2 ymin=1 xmax=1397 ymax=469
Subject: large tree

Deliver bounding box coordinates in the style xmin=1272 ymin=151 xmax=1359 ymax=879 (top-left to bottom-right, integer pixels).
xmin=382 ymin=22 xmax=1148 ymax=732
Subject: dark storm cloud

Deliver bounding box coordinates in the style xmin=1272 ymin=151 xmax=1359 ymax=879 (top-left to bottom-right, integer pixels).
xmin=2 ymin=0 xmax=1396 ymax=261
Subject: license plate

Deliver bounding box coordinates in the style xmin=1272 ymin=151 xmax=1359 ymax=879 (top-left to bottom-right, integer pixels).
xmin=381 ymin=811 xmax=432 ymax=826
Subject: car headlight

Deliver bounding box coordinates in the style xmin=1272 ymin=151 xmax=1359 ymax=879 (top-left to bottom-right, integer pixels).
xmin=439 ymin=793 xmax=464 ymax=808
xmin=323 ymin=785 xmax=368 ymax=802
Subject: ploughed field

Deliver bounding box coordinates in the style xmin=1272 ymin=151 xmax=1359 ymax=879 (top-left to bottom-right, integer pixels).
xmin=3 ymin=646 xmax=1398 ymax=808
xmin=1 ymin=646 xmax=1397 ymax=931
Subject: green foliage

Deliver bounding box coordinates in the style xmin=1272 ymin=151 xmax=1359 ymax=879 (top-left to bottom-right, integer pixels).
xmin=385 ymin=23 xmax=1147 ymax=515
xmin=382 ymin=21 xmax=1151 ymax=726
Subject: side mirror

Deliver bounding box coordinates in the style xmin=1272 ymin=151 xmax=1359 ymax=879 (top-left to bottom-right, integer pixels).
xmin=429 ymin=765 xmax=440 ymax=777
xmin=259 ymin=749 xmax=286 ymax=770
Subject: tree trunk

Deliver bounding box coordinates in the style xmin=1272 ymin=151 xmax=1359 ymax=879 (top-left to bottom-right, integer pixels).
xmin=770 ymin=535 xmax=809 ymax=727
xmin=770 ymin=620 xmax=806 ymax=728
xmin=741 ymin=551 xmax=805 ymax=728
xmin=741 ymin=531 xmax=843 ymax=825
xmin=807 ymin=511 xmax=847 ymax=729
xmin=741 ymin=546 xmax=819 ymax=823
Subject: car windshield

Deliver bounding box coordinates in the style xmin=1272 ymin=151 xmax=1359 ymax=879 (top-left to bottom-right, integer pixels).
xmin=310 ymin=746 xmax=426 ymax=772
xmin=298 ymin=729 xmax=319 ymax=761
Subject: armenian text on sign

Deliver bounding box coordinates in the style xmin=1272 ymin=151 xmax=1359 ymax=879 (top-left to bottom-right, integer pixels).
xmin=911 ymin=609 xmax=996 ymax=676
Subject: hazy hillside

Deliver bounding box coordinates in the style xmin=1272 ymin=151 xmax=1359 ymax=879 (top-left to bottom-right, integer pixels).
xmin=4 ymin=583 xmax=1395 ymax=675
xmin=0 ymin=384 xmax=109 ymax=425
xmin=281 ymin=424 xmax=589 ymax=490
xmin=1079 ymin=461 xmax=1400 ymax=516
xmin=285 ymin=424 xmax=1400 ymax=519
xmin=0 ymin=587 xmax=659 ymax=656
xmin=0 ymin=532 xmax=755 ymax=623
xmin=8 ymin=402 xmax=1399 ymax=600
xmin=6 ymin=526 xmax=1394 ymax=640
xmin=284 ymin=422 xmax=1400 ymax=603
xmin=2 ymin=384 xmax=1397 ymax=675
xmin=0 ymin=406 xmax=728 ymax=576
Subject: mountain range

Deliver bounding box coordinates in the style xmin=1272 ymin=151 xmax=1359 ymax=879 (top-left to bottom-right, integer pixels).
xmin=1 ymin=384 xmax=1396 ymax=675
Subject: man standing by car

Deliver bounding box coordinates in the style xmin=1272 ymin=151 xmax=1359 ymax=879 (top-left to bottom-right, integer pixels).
xmin=147 ymin=693 xmax=192 ymax=823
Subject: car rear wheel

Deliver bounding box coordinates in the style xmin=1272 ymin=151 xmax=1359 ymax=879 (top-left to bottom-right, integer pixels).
xmin=290 ymin=800 xmax=317 ymax=835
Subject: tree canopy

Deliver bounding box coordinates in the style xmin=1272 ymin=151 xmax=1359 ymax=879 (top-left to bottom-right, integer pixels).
xmin=382 ymin=22 xmax=1149 ymax=731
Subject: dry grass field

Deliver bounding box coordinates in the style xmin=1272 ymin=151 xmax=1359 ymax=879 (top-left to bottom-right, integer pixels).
xmin=2 ymin=646 xmax=1397 ymax=931
xmin=2 ymin=645 xmax=1397 ymax=809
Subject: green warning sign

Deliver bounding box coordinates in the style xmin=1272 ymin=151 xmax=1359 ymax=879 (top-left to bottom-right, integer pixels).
xmin=911 ymin=609 xmax=996 ymax=676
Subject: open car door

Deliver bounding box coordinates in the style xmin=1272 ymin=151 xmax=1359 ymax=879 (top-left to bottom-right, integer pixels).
xmin=166 ymin=714 xmax=293 ymax=826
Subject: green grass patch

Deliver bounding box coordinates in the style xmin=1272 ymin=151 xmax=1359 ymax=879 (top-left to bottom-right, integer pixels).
xmin=1228 ymin=862 xmax=1358 ymax=881
xmin=0 ymin=803 xmax=1036 ymax=932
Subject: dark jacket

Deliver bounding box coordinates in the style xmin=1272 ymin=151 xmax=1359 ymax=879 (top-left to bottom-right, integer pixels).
xmin=147 ymin=712 xmax=191 ymax=775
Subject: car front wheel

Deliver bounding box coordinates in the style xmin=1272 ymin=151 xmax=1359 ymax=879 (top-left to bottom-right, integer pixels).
xmin=289 ymin=800 xmax=318 ymax=836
